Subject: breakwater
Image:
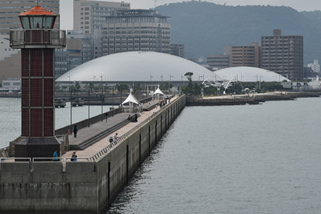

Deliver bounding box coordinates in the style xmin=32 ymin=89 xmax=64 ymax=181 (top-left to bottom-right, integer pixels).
xmin=186 ymin=91 xmax=321 ymax=106
xmin=0 ymin=95 xmax=186 ymax=214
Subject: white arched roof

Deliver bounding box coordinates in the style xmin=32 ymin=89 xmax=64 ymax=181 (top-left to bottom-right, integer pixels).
xmin=56 ymin=51 xmax=213 ymax=82
xmin=213 ymin=67 xmax=291 ymax=82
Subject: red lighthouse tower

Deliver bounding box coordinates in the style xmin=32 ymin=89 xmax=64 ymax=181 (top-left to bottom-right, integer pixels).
xmin=10 ymin=5 xmax=66 ymax=158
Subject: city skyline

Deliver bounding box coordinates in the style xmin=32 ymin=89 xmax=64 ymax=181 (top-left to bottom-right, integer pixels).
xmin=60 ymin=0 xmax=321 ymax=30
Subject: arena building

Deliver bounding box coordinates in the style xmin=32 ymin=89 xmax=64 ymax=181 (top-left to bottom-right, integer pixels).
xmin=213 ymin=67 xmax=291 ymax=82
xmin=56 ymin=51 xmax=214 ymax=85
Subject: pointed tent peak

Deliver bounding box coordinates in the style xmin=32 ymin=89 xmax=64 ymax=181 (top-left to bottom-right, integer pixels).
xmin=153 ymin=87 xmax=164 ymax=95
xmin=20 ymin=5 xmax=56 ymax=16
xmin=122 ymin=93 xmax=140 ymax=105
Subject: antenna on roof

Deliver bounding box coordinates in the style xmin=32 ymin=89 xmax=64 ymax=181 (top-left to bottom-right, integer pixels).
xmin=36 ymin=0 xmax=39 ymax=6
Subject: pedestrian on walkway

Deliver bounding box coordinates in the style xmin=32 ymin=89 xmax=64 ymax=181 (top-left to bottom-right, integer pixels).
xmin=134 ymin=113 xmax=138 ymax=122
xmin=71 ymin=152 xmax=77 ymax=162
xmin=73 ymin=124 xmax=78 ymax=138
xmin=53 ymin=149 xmax=59 ymax=161
xmin=105 ymin=112 xmax=109 ymax=122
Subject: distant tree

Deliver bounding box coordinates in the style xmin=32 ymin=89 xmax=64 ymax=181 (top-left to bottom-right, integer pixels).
xmin=89 ymin=82 xmax=94 ymax=92
xmin=75 ymin=82 xmax=81 ymax=92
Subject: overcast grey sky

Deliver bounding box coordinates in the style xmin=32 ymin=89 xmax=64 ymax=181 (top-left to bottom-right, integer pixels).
xmin=60 ymin=0 xmax=321 ymax=30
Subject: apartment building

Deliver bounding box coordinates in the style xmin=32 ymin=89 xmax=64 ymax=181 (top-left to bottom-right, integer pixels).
xmin=0 ymin=0 xmax=60 ymax=35
xmin=231 ymin=42 xmax=262 ymax=68
xmin=170 ymin=44 xmax=185 ymax=58
xmin=73 ymin=0 xmax=130 ymax=34
xmin=262 ymin=29 xmax=303 ymax=81
xmin=207 ymin=54 xmax=230 ymax=70
xmin=55 ymin=38 xmax=83 ymax=78
xmin=101 ymin=9 xmax=171 ymax=56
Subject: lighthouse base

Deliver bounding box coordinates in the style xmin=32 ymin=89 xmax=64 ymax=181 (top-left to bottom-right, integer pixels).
xmin=14 ymin=136 xmax=61 ymax=159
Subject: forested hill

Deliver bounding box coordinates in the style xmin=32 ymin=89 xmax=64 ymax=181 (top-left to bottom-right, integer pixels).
xmin=156 ymin=1 xmax=321 ymax=64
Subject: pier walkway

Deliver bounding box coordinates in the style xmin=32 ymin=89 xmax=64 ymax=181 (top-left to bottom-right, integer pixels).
xmin=62 ymin=98 xmax=172 ymax=160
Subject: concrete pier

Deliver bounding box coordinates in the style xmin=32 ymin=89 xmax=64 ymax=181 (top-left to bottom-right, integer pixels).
xmin=0 ymin=95 xmax=186 ymax=214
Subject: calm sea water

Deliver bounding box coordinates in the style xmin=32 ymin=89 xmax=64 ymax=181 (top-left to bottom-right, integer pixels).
xmin=1 ymin=97 xmax=321 ymax=213
xmin=107 ymin=97 xmax=321 ymax=214
xmin=0 ymin=98 xmax=114 ymax=148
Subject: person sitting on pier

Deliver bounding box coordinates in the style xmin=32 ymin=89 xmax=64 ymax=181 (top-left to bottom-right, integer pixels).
xmin=71 ymin=152 xmax=77 ymax=162
xmin=114 ymin=133 xmax=119 ymax=141
xmin=53 ymin=150 xmax=59 ymax=161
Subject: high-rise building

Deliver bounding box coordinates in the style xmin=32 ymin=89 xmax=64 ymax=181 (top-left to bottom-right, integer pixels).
xmin=0 ymin=0 xmax=60 ymax=35
xmin=307 ymin=59 xmax=320 ymax=74
xmin=102 ymin=9 xmax=171 ymax=56
xmin=231 ymin=42 xmax=262 ymax=68
xmin=73 ymin=0 xmax=130 ymax=34
xmin=262 ymin=29 xmax=303 ymax=81
xmin=207 ymin=54 xmax=230 ymax=70
xmin=55 ymin=38 xmax=83 ymax=78
xmin=170 ymin=44 xmax=185 ymax=58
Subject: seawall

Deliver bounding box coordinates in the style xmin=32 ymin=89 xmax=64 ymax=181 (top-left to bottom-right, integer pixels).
xmin=0 ymin=95 xmax=186 ymax=214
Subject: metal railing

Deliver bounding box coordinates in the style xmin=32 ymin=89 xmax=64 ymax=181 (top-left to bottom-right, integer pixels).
xmin=88 ymin=95 xmax=183 ymax=161
xmin=10 ymin=29 xmax=66 ymax=48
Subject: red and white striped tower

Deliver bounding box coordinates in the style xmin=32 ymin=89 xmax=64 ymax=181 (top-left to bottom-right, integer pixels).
xmin=10 ymin=5 xmax=66 ymax=158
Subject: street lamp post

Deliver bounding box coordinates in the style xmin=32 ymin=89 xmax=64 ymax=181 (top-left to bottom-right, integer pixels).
xmin=169 ymin=75 xmax=174 ymax=92
xmin=100 ymin=75 xmax=103 ymax=115
xmin=88 ymin=89 xmax=90 ymax=127
xmin=70 ymin=89 xmax=72 ymax=126
xmin=150 ymin=75 xmax=153 ymax=96
xmin=68 ymin=75 xmax=72 ymax=126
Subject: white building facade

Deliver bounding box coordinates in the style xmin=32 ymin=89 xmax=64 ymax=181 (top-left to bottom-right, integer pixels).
xmin=307 ymin=59 xmax=320 ymax=73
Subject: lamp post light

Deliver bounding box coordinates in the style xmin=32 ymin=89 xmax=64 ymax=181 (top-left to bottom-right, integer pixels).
xmin=150 ymin=75 xmax=153 ymax=96
xmin=169 ymin=75 xmax=174 ymax=92
xmin=70 ymin=88 xmax=72 ymax=126
xmin=100 ymin=75 xmax=103 ymax=114
xmin=88 ymin=89 xmax=90 ymax=127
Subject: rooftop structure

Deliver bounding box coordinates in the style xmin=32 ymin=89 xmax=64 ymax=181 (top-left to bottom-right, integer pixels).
xmin=56 ymin=51 xmax=213 ymax=83
xmin=0 ymin=0 xmax=59 ymax=35
xmin=213 ymin=66 xmax=291 ymax=82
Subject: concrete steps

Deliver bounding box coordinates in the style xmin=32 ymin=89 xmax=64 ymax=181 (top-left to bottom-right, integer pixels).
xmin=70 ymin=119 xmax=130 ymax=150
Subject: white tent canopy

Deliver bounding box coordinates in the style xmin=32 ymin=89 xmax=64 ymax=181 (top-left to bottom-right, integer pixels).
xmin=122 ymin=93 xmax=140 ymax=105
xmin=153 ymin=87 xmax=164 ymax=95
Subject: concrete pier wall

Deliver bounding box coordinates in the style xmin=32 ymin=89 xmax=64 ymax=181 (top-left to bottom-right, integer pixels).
xmin=0 ymin=95 xmax=186 ymax=214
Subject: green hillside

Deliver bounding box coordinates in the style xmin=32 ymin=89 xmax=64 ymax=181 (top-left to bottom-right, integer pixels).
xmin=157 ymin=1 xmax=321 ymax=64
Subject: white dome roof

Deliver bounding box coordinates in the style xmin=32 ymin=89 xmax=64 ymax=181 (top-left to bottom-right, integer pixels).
xmin=56 ymin=51 xmax=213 ymax=82
xmin=213 ymin=67 xmax=291 ymax=82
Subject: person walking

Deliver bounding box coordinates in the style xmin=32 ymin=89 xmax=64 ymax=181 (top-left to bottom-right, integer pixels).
xmin=73 ymin=124 xmax=78 ymax=138
xmin=105 ymin=112 xmax=109 ymax=122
